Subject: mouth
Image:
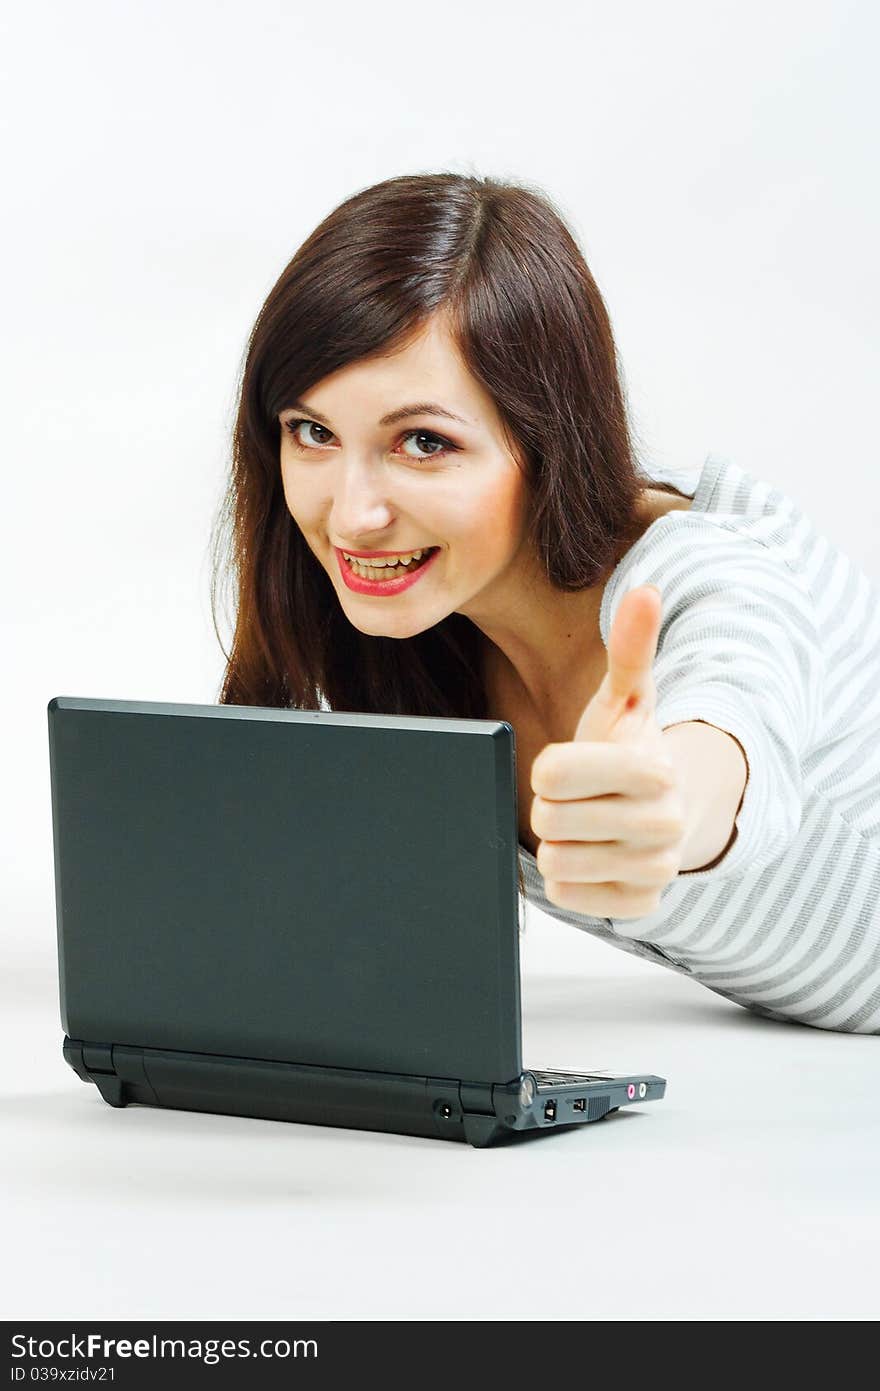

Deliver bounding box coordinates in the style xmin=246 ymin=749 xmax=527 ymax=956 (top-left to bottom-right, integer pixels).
xmin=335 ymin=545 xmax=441 ymax=594
xmin=339 ymin=546 xmax=439 ymax=579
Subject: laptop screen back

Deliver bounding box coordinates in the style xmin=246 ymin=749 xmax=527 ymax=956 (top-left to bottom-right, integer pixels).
xmin=48 ymin=697 xmax=523 ymax=1084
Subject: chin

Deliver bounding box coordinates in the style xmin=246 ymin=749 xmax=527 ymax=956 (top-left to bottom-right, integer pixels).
xmin=343 ymin=606 xmax=440 ymax=642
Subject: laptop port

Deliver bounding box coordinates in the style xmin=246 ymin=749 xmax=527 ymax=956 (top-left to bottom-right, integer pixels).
xmin=543 ymin=1099 xmax=557 ymax=1122
xmin=572 ymin=1098 xmax=586 ymax=1112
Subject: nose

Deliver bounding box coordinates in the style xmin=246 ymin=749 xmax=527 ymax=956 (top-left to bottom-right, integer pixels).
xmin=329 ymin=460 xmax=397 ymax=544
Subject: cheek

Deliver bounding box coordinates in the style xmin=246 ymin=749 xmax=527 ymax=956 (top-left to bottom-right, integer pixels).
xmin=464 ymin=473 xmax=527 ymax=560
xmin=280 ymin=465 xmax=319 ymax=525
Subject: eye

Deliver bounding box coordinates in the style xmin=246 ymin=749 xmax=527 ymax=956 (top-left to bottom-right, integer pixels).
xmin=281 ymin=418 xmax=457 ymax=461
xmin=399 ymin=429 xmax=455 ymax=459
xmin=283 ymin=418 xmax=334 ymax=449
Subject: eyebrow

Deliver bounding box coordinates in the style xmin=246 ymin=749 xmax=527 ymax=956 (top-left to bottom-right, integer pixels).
xmin=281 ymin=400 xmax=472 ymax=428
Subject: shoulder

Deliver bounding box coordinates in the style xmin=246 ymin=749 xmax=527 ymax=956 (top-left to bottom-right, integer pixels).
xmin=601 ymin=509 xmax=810 ymax=640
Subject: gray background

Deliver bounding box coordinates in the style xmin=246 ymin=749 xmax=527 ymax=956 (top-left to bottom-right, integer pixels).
xmin=3 ymin=0 xmax=878 ymax=1321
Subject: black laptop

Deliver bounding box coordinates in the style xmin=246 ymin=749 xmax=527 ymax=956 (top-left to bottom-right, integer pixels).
xmin=47 ymin=696 xmax=666 ymax=1147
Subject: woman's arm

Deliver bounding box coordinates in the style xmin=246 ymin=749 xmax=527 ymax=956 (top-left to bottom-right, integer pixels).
xmin=661 ymin=719 xmax=748 ymax=872
xmin=602 ymin=517 xmax=824 ymax=886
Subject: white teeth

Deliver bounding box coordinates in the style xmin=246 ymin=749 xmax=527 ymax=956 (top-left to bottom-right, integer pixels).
xmin=343 ymin=547 xmax=437 ymax=581
xmin=342 ymin=549 xmax=428 ymax=567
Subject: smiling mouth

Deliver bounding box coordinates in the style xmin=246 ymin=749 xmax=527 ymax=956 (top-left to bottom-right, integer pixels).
xmin=342 ymin=548 xmax=439 ymax=580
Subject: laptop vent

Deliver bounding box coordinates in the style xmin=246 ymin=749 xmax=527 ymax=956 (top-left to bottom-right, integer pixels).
xmin=587 ymin=1094 xmax=611 ymax=1121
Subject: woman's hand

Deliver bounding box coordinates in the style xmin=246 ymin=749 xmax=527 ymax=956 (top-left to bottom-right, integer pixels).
xmin=529 ymin=585 xmax=688 ymax=920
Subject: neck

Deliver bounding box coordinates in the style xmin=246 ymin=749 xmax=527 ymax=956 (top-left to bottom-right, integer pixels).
xmin=480 ymin=582 xmax=609 ymax=740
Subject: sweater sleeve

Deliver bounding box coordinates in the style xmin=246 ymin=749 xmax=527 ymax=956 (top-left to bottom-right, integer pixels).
xmin=601 ymin=514 xmax=825 ymax=887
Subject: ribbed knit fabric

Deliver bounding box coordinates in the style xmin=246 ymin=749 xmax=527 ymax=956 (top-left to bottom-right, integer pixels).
xmin=519 ymin=454 xmax=880 ymax=1033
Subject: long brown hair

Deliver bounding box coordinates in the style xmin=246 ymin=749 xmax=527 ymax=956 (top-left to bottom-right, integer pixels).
xmin=209 ymin=171 xmax=658 ymax=887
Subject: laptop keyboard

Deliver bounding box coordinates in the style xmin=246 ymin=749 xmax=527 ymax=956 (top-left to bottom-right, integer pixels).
xmin=530 ymin=1068 xmax=614 ymax=1089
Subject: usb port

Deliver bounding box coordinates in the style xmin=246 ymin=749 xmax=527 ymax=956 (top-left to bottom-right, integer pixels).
xmin=543 ymin=1099 xmax=557 ymax=1122
xmin=572 ymin=1098 xmax=586 ymax=1112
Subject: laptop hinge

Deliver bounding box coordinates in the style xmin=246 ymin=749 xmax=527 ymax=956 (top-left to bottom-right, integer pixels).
xmin=82 ymin=1042 xmax=115 ymax=1074
xmin=63 ymin=1036 xmax=159 ymax=1108
xmin=425 ymin=1079 xmax=495 ymax=1122
xmin=459 ymin=1081 xmax=495 ymax=1115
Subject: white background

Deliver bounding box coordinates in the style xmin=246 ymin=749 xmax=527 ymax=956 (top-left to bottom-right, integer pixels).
xmin=2 ymin=0 xmax=878 ymax=1323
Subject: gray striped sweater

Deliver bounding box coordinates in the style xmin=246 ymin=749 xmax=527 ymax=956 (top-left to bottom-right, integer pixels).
xmin=519 ymin=453 xmax=880 ymax=1034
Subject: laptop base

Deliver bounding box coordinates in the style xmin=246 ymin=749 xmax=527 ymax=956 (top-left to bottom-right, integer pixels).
xmin=64 ymin=1037 xmax=665 ymax=1149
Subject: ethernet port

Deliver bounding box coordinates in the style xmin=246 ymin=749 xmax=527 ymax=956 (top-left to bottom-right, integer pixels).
xmin=543 ymin=1099 xmax=557 ymax=1122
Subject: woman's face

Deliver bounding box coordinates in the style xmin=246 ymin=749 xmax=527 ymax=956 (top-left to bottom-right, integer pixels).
xmin=278 ymin=313 xmax=537 ymax=641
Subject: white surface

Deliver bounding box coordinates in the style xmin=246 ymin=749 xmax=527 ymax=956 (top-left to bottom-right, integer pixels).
xmin=3 ymin=903 xmax=878 ymax=1322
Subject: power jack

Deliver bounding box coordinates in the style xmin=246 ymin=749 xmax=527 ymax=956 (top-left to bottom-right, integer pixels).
xmin=543 ymin=1099 xmax=557 ymax=1122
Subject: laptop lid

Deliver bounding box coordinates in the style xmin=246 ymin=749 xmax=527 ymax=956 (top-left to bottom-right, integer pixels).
xmin=48 ymin=696 xmax=523 ymax=1085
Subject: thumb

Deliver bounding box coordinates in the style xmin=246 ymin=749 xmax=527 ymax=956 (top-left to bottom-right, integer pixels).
xmin=574 ymin=584 xmax=663 ymax=743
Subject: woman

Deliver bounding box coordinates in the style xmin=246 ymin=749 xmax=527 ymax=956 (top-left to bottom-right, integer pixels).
xmin=210 ymin=172 xmax=880 ymax=1034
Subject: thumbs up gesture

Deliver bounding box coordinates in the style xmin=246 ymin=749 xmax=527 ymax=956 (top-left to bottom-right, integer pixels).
xmin=529 ymin=585 xmax=687 ymax=920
